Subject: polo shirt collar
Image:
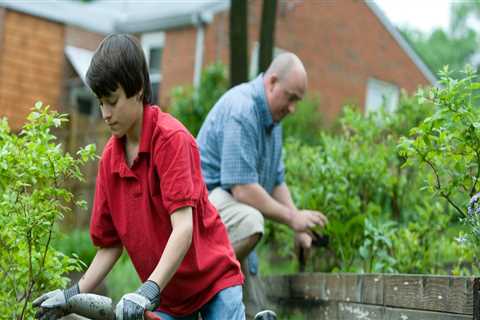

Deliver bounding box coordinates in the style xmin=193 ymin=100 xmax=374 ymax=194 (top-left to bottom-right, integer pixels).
xmin=252 ymin=74 xmax=276 ymax=132
xmin=111 ymin=105 xmax=156 ymax=175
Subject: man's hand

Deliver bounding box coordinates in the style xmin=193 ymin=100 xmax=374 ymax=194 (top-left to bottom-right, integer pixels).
xmin=295 ymin=231 xmax=314 ymax=270
xmin=115 ymin=280 xmax=160 ymax=320
xmin=295 ymin=232 xmax=313 ymax=250
xmin=289 ymin=209 xmax=328 ymax=233
xmin=32 ymin=283 xmax=80 ymax=320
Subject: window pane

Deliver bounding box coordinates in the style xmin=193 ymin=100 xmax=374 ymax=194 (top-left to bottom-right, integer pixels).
xmin=149 ymin=47 xmax=163 ymax=74
xmin=365 ymin=78 xmax=399 ymax=114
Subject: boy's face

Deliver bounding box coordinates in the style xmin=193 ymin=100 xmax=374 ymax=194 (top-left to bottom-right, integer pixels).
xmin=98 ymin=86 xmax=143 ymax=138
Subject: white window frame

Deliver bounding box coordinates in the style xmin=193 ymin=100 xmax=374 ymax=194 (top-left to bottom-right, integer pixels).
xmin=365 ymin=77 xmax=400 ymax=114
xmin=141 ymin=32 xmax=165 ymax=103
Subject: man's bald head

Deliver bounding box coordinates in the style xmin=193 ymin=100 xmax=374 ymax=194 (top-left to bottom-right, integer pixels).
xmin=265 ymin=52 xmax=307 ymax=84
xmin=263 ymin=53 xmax=307 ymax=122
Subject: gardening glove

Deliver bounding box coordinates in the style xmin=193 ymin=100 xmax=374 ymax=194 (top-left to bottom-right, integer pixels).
xmin=32 ymin=283 xmax=80 ymax=320
xmin=115 ymin=280 xmax=161 ymax=320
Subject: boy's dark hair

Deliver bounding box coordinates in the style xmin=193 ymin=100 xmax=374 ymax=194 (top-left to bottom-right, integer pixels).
xmin=86 ymin=34 xmax=151 ymax=104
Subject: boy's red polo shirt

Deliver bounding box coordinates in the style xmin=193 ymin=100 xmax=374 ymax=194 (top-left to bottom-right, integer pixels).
xmin=90 ymin=105 xmax=243 ymax=316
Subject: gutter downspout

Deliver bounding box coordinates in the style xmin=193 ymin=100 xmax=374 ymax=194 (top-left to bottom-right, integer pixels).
xmin=193 ymin=12 xmax=210 ymax=89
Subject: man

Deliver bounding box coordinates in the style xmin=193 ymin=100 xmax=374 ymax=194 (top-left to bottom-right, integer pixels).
xmin=197 ymin=53 xmax=328 ymax=315
xmin=33 ymin=34 xmax=245 ymax=320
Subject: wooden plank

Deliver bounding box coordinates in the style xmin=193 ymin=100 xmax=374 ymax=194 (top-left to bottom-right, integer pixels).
xmin=336 ymin=303 xmax=471 ymax=320
xmin=305 ymin=301 xmax=338 ymax=320
xmin=359 ymin=274 xmax=384 ymax=305
xmin=384 ymin=275 xmax=474 ymax=315
xmin=289 ymin=273 xmax=327 ymax=301
xmin=263 ymin=275 xmax=290 ymax=301
xmin=273 ymin=273 xmax=385 ymax=305
xmin=386 ymin=306 xmax=472 ymax=320
xmin=338 ymin=303 xmax=384 ymax=320
xmin=263 ymin=273 xmax=477 ymax=316
xmin=269 ymin=300 xmax=338 ymax=320
xmin=474 ymin=277 xmax=480 ymax=320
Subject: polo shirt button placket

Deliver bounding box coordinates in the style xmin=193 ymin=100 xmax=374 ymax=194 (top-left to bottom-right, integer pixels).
xmin=133 ymin=182 xmax=142 ymax=198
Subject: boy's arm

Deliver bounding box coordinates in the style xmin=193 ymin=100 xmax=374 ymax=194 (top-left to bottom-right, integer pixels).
xmin=114 ymin=207 xmax=193 ymax=319
xmin=148 ymin=206 xmax=193 ymax=291
xmin=79 ymin=245 xmax=123 ymax=293
xmin=32 ymin=245 xmax=123 ymax=318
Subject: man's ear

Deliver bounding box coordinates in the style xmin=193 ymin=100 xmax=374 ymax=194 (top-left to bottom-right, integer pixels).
xmin=268 ymin=74 xmax=278 ymax=92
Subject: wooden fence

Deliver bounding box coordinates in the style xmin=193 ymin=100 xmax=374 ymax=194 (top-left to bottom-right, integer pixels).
xmin=262 ymin=273 xmax=480 ymax=319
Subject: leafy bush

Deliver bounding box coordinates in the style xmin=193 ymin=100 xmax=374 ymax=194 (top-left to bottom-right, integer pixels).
xmin=170 ymin=63 xmax=228 ymax=137
xmin=0 ymin=102 xmax=96 ymax=319
xmin=105 ymin=253 xmax=140 ymax=302
xmin=261 ymin=92 xmax=478 ymax=275
xmin=399 ymin=66 xmax=480 ymax=255
xmin=282 ymin=95 xmax=323 ymax=145
xmin=53 ymin=228 xmax=96 ymax=267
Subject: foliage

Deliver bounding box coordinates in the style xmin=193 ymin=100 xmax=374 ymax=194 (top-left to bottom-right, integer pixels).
xmin=400 ymin=1 xmax=480 ymax=80
xmin=53 ymin=230 xmax=141 ymax=303
xmin=401 ymin=27 xmax=478 ymax=79
xmin=399 ymin=67 xmax=480 ymax=254
xmin=259 ymin=91 xmax=480 ymax=275
xmin=170 ymin=63 xmax=228 ymax=137
xmin=105 ymin=253 xmax=140 ymax=303
xmin=0 ymin=102 xmax=97 ymax=319
xmin=451 ymin=0 xmax=480 ymax=35
xmin=53 ymin=228 xmax=96 ymax=267
xmin=282 ymin=95 xmax=323 ymax=145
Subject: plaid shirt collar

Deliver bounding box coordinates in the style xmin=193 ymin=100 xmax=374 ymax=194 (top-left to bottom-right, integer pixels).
xmin=252 ymin=74 xmax=277 ymax=133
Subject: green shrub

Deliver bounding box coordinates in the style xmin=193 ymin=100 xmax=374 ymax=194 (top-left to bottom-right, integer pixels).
xmin=170 ymin=63 xmax=228 ymax=137
xmin=282 ymin=95 xmax=323 ymax=145
xmin=105 ymin=253 xmax=141 ymax=303
xmin=399 ymin=66 xmax=480 ymax=253
xmin=0 ymin=102 xmax=97 ymax=319
xmin=53 ymin=228 xmax=96 ymax=267
xmin=259 ymin=91 xmax=478 ymax=275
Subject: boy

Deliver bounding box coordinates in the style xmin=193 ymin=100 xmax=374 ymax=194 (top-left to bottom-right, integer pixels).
xmin=33 ymin=34 xmax=244 ymax=320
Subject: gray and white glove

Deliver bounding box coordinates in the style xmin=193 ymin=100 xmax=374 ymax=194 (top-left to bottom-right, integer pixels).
xmin=115 ymin=280 xmax=161 ymax=320
xmin=32 ymin=283 xmax=80 ymax=320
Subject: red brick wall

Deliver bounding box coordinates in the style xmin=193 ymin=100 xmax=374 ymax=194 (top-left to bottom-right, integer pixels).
xmin=273 ymin=0 xmax=430 ymax=121
xmin=161 ymin=0 xmax=432 ymax=121
xmin=160 ymin=27 xmax=197 ymax=109
xmin=65 ymin=25 xmax=104 ymax=51
xmin=0 ymin=10 xmax=64 ymax=131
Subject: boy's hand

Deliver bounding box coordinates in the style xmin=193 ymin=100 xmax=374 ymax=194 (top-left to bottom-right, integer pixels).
xmin=116 ymin=280 xmax=160 ymax=320
xmin=32 ymin=283 xmax=80 ymax=319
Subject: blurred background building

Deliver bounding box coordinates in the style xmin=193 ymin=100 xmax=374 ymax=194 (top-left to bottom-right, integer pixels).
xmin=0 ymin=0 xmax=437 ymax=225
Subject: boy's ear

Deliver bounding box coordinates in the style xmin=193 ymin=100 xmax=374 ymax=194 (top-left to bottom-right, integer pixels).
xmin=136 ymin=89 xmax=144 ymax=101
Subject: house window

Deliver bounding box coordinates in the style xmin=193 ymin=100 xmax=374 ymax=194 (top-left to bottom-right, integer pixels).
xmin=141 ymin=32 xmax=165 ymax=105
xmin=249 ymin=42 xmax=286 ymax=79
xmin=365 ymin=78 xmax=400 ymax=114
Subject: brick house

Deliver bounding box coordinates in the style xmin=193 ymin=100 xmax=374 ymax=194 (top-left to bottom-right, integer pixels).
xmin=0 ymin=0 xmax=436 ymax=130
xmin=0 ymin=0 xmax=436 ymax=224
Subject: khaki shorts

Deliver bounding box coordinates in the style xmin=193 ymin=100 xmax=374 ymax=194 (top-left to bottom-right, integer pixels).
xmin=208 ymin=187 xmax=264 ymax=244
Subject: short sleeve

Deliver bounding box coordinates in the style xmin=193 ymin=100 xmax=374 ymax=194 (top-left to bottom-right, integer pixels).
xmin=90 ymin=163 xmax=121 ymax=247
xmin=220 ymin=117 xmax=259 ymax=190
xmin=155 ymin=131 xmax=201 ymax=214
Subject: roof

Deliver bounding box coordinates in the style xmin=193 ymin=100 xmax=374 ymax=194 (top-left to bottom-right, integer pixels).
xmin=365 ymin=1 xmax=438 ymax=86
xmin=0 ymin=0 xmax=437 ymax=86
xmin=0 ymin=0 xmax=228 ymax=34
xmin=65 ymin=45 xmax=94 ymax=83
